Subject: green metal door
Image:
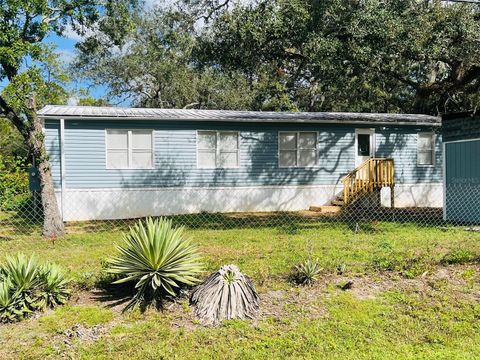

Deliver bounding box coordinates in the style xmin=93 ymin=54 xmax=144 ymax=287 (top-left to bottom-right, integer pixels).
xmin=445 ymin=139 xmax=480 ymax=223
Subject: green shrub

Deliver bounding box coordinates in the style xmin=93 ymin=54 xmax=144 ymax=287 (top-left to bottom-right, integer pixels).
xmin=0 ymin=254 xmax=71 ymax=323
xmin=107 ymin=217 xmax=203 ymax=311
xmin=290 ymin=258 xmax=322 ymax=286
xmin=0 ymin=155 xmax=31 ymax=211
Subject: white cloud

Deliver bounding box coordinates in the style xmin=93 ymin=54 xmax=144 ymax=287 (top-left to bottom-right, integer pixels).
xmin=62 ymin=23 xmax=96 ymax=42
xmin=56 ymin=49 xmax=76 ymax=65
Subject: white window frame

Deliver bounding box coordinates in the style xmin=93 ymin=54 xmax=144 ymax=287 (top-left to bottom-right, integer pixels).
xmin=278 ymin=131 xmax=318 ymax=168
xmin=417 ymin=132 xmax=435 ymax=167
xmin=105 ymin=129 xmax=155 ymax=170
xmin=196 ymin=130 xmax=240 ymax=169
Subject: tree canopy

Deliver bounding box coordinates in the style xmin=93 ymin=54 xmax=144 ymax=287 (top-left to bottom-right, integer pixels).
xmin=74 ymin=0 xmax=480 ymax=115
xmin=0 ymin=0 xmax=138 ymax=237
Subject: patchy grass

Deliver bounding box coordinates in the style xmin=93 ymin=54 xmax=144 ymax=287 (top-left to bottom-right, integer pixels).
xmin=1 ymin=221 xmax=479 ymax=288
xmin=38 ymin=306 xmax=114 ymax=333
xmin=0 ymin=220 xmax=480 ymax=359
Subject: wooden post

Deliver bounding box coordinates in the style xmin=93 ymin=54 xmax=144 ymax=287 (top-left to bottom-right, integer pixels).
xmin=390 ymin=185 xmax=395 ymax=209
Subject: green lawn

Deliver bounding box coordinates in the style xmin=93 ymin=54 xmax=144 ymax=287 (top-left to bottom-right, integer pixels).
xmin=0 ymin=220 xmax=479 ymax=359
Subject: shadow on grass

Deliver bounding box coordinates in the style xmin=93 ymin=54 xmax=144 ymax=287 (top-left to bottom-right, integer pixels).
xmin=91 ymin=282 xmax=134 ymax=309
xmin=0 ymin=204 xmax=44 ymax=237
xmin=2 ymin=207 xmax=448 ymax=238
xmin=65 ymin=208 xmax=446 ymax=232
xmin=91 ymin=279 xmax=192 ymax=313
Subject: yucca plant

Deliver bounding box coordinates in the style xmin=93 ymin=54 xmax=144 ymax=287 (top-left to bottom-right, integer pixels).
xmin=107 ymin=217 xmax=203 ymax=311
xmin=290 ymin=258 xmax=322 ymax=286
xmin=190 ymin=264 xmax=260 ymax=325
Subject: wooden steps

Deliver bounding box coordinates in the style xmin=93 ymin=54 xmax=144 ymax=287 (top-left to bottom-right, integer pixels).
xmin=309 ymin=158 xmax=395 ymax=213
xmin=309 ymin=205 xmax=342 ymax=213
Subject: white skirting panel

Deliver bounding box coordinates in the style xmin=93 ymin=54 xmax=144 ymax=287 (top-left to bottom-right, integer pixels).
xmin=56 ymin=183 xmax=444 ymax=221
xmin=56 ymin=185 xmax=342 ymax=221
xmin=380 ymin=183 xmax=443 ymax=208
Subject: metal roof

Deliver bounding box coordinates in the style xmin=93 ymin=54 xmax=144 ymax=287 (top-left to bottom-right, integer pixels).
xmin=37 ymin=105 xmax=441 ymax=126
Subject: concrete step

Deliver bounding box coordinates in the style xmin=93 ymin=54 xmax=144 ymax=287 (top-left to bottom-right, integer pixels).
xmin=309 ymin=205 xmax=342 ymax=213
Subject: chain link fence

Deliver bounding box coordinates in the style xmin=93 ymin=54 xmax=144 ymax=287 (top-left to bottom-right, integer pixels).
xmin=1 ymin=180 xmax=479 ymax=239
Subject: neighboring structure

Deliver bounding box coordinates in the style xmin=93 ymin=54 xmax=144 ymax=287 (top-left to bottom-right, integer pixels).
xmin=38 ymin=105 xmax=442 ymax=221
xmin=443 ymin=112 xmax=480 ymax=223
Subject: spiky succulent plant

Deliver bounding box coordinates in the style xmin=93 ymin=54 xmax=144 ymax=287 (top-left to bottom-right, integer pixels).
xmin=107 ymin=217 xmax=203 ymax=310
xmin=0 ymin=254 xmax=70 ymax=323
xmin=290 ymin=258 xmax=322 ymax=286
xmin=190 ymin=264 xmax=259 ymax=325
xmin=37 ymin=264 xmax=71 ymax=308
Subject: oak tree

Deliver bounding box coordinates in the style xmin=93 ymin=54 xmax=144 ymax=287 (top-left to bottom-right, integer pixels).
xmin=0 ymin=0 xmax=137 ymax=237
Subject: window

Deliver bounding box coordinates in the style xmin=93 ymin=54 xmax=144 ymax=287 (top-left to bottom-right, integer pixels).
xmin=279 ymin=132 xmax=317 ymax=167
xmin=357 ymin=134 xmax=371 ymax=156
xmin=106 ymin=130 xmax=153 ymax=169
xmin=417 ymin=133 xmax=435 ymax=166
xmin=197 ymin=131 xmax=239 ymax=168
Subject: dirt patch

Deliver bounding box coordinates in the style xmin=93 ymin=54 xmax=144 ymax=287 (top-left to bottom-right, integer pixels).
xmin=62 ymin=324 xmax=108 ymax=344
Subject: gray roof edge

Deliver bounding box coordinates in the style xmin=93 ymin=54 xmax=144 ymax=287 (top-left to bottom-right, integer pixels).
xmin=37 ymin=105 xmax=441 ymax=125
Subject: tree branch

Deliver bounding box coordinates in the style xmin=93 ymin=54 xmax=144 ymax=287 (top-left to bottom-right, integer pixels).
xmin=0 ymin=95 xmax=29 ymax=140
xmin=201 ymin=0 xmax=231 ymax=22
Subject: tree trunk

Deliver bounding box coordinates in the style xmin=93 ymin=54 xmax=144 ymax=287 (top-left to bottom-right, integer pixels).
xmin=28 ymin=111 xmax=65 ymax=238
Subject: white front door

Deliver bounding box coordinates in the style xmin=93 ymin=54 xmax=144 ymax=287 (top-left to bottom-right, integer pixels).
xmin=355 ymin=129 xmax=375 ymax=167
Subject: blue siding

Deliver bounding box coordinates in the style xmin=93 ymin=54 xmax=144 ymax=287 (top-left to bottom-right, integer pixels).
xmin=44 ymin=119 xmax=441 ymax=189
xmin=44 ymin=120 xmax=61 ymax=187
xmin=445 ymin=139 xmax=480 ymax=223
xmin=376 ymin=128 xmax=442 ymax=183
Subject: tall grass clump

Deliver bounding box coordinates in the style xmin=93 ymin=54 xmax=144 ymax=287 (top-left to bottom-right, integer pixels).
xmin=107 ymin=217 xmax=203 ymax=311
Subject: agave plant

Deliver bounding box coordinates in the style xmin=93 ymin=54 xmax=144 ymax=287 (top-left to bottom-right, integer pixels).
xmin=37 ymin=264 xmax=71 ymax=308
xmin=290 ymin=258 xmax=322 ymax=286
xmin=0 ymin=254 xmax=71 ymax=323
xmin=0 ymin=279 xmax=24 ymax=323
xmin=107 ymin=217 xmax=203 ymax=310
xmin=0 ymin=254 xmax=42 ymax=313
xmin=1 ymin=254 xmax=41 ymax=291
xmin=190 ymin=264 xmax=260 ymax=325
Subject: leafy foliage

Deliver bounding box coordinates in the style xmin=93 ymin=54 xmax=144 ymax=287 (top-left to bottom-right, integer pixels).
xmin=75 ymin=0 xmax=480 ymax=114
xmin=74 ymin=9 xmax=255 ymax=109
xmin=190 ymin=264 xmax=260 ymax=325
xmin=107 ymin=217 xmax=203 ymax=311
xmin=0 ymin=155 xmax=31 ymax=211
xmin=290 ymin=258 xmax=322 ymax=286
xmin=0 ymin=0 xmax=139 ymax=237
xmin=0 ymin=254 xmax=70 ymax=323
xmin=196 ymin=0 xmax=480 ymax=114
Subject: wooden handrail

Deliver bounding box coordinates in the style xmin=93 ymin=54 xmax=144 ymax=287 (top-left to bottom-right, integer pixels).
xmin=343 ymin=158 xmax=395 ymax=205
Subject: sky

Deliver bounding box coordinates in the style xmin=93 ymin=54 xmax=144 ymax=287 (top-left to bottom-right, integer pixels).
xmin=32 ymin=0 xmax=166 ymax=106
xmin=46 ymin=31 xmax=109 ymax=103
xmin=0 ymin=30 xmax=109 ymax=106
